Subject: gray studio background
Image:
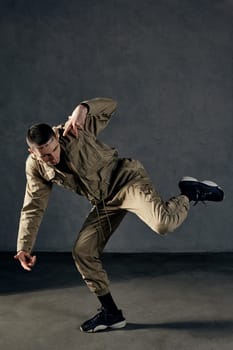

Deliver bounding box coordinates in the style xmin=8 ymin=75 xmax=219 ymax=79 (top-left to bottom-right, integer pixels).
xmin=0 ymin=0 xmax=232 ymax=252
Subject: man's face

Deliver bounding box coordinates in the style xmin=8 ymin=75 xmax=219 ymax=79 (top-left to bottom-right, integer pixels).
xmin=29 ymin=136 xmax=61 ymax=166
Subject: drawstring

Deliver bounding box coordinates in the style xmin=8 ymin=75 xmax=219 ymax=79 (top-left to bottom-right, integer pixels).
xmin=94 ymin=198 xmax=112 ymax=236
xmin=102 ymin=199 xmax=112 ymax=233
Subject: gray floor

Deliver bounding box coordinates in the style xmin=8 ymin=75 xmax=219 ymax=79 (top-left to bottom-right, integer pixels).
xmin=1 ymin=253 xmax=233 ymax=350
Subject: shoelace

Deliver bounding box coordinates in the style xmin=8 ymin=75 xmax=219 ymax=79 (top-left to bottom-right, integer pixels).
xmin=193 ymin=190 xmax=207 ymax=206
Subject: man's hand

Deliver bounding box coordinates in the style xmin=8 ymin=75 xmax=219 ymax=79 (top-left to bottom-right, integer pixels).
xmin=63 ymin=104 xmax=88 ymax=137
xmin=14 ymin=251 xmax=37 ymax=271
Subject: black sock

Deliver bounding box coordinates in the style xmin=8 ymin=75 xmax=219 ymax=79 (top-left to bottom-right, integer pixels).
xmin=98 ymin=293 xmax=119 ymax=313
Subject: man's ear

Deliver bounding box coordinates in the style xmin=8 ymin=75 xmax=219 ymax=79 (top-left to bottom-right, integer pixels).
xmin=28 ymin=147 xmax=36 ymax=156
xmin=28 ymin=147 xmax=37 ymax=160
xmin=53 ymin=127 xmax=59 ymax=139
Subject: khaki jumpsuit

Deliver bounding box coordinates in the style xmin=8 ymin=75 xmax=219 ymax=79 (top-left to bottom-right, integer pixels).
xmin=17 ymin=98 xmax=189 ymax=296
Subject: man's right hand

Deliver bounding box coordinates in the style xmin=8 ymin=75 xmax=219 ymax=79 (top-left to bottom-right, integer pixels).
xmin=63 ymin=104 xmax=88 ymax=137
xmin=14 ymin=251 xmax=37 ymax=271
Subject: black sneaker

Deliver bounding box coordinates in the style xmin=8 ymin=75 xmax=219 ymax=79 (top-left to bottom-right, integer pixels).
xmin=80 ymin=307 xmax=126 ymax=333
xmin=179 ymin=176 xmax=224 ymax=204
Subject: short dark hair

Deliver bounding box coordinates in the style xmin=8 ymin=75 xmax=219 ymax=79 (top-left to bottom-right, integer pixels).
xmin=27 ymin=123 xmax=55 ymax=146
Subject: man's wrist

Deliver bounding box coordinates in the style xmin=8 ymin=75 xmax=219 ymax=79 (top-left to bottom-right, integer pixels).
xmin=71 ymin=104 xmax=88 ymax=120
xmin=80 ymin=103 xmax=89 ymax=113
xmin=17 ymin=248 xmax=31 ymax=254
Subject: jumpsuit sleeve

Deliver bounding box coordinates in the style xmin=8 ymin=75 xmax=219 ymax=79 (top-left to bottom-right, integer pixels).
xmin=80 ymin=97 xmax=117 ymax=136
xmin=17 ymin=157 xmax=52 ymax=254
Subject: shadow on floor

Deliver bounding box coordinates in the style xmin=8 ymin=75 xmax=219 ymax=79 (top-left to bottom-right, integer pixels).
xmin=126 ymin=320 xmax=233 ymax=334
xmin=1 ymin=252 xmax=233 ymax=295
xmin=0 ymin=252 xmax=81 ymax=294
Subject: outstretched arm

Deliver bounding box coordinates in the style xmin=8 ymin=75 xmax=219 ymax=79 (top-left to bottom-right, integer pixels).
xmin=15 ymin=157 xmax=52 ymax=270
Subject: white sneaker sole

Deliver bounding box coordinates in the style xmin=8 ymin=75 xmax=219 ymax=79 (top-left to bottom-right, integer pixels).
xmin=180 ymin=177 xmax=219 ymax=188
xmin=180 ymin=176 xmax=198 ymax=182
xmin=110 ymin=320 xmax=127 ymax=329
xmin=81 ymin=320 xmax=127 ymax=333
xmin=201 ymin=180 xmax=219 ymax=187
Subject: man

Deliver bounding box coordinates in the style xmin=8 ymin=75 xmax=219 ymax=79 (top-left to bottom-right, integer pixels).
xmin=15 ymin=97 xmax=224 ymax=332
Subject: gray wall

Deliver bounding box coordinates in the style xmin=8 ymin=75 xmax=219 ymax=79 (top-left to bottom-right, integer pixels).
xmin=0 ymin=0 xmax=232 ymax=252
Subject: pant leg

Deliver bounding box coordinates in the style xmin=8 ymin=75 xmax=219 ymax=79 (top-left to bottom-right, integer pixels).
xmin=72 ymin=205 xmax=126 ymax=296
xmin=108 ymin=178 xmax=190 ymax=235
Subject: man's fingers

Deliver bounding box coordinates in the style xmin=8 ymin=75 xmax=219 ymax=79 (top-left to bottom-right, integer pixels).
xmin=63 ymin=118 xmax=83 ymax=137
xmin=63 ymin=124 xmax=71 ymax=136
xmin=63 ymin=125 xmax=78 ymax=137
xmin=16 ymin=256 xmax=31 ymax=271
xmin=28 ymin=255 xmax=37 ymax=267
xmin=21 ymin=260 xmax=32 ymax=271
xmin=14 ymin=252 xmax=36 ymax=271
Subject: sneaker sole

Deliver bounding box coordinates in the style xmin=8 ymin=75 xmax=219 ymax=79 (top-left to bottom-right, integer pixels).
xmin=180 ymin=176 xmax=198 ymax=182
xmin=180 ymin=177 xmax=221 ymax=189
xmin=110 ymin=320 xmax=127 ymax=330
xmin=80 ymin=320 xmax=127 ymax=333
xmin=180 ymin=179 xmax=221 ymax=189
xmin=201 ymin=180 xmax=220 ymax=187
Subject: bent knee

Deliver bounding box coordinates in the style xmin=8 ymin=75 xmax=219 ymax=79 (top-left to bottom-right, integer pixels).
xmin=72 ymin=242 xmax=89 ymax=261
xmin=150 ymin=222 xmax=173 ymax=236
xmin=72 ymin=240 xmax=99 ymax=264
xmin=155 ymin=225 xmax=169 ymax=235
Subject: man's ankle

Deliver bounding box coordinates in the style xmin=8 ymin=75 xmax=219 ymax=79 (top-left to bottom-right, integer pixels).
xmin=98 ymin=292 xmax=119 ymax=314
